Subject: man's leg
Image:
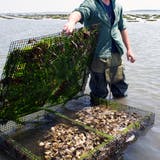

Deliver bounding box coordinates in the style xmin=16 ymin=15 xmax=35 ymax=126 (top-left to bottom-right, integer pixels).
xmin=111 ymin=79 xmax=128 ymax=98
xmin=89 ymin=71 xmax=108 ymax=105
xmin=109 ymin=53 xmax=128 ymax=99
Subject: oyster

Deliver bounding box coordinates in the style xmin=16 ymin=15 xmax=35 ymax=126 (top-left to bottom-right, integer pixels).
xmin=39 ymin=123 xmax=104 ymax=160
xmin=75 ymin=105 xmax=141 ymax=136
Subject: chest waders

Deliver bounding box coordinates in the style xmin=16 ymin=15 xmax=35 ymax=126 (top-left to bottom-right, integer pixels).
xmin=90 ymin=53 xmax=125 ymax=106
xmin=103 ymin=56 xmax=124 ymax=102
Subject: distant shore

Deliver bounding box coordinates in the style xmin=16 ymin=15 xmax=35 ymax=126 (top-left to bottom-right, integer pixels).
xmin=124 ymin=14 xmax=160 ymax=22
xmin=0 ymin=13 xmax=69 ymax=20
xmin=0 ymin=12 xmax=160 ymax=22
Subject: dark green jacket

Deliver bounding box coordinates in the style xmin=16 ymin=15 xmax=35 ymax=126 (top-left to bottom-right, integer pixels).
xmin=74 ymin=0 xmax=126 ymax=58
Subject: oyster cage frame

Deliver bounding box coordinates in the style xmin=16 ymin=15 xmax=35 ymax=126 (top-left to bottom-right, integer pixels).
xmin=0 ymin=27 xmax=155 ymax=159
xmin=0 ymin=95 xmax=155 ymax=160
xmin=0 ymin=26 xmax=99 ymax=122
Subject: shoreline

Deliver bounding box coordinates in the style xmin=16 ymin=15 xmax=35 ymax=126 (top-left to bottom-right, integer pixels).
xmin=0 ymin=13 xmax=160 ymax=22
xmin=0 ymin=13 xmax=69 ymax=20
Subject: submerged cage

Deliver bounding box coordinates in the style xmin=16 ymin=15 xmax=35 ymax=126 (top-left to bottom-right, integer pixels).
xmin=0 ymin=27 xmax=155 ymax=160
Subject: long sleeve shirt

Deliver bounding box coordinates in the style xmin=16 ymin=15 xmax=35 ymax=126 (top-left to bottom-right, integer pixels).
xmin=74 ymin=0 xmax=126 ymax=58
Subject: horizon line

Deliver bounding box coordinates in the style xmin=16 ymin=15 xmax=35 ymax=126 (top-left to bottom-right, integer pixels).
xmin=0 ymin=9 xmax=160 ymax=15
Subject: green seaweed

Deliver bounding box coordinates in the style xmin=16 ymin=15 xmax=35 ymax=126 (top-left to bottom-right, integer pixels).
xmin=121 ymin=121 xmax=141 ymax=135
xmin=79 ymin=141 xmax=108 ymax=160
xmin=0 ymin=26 xmax=99 ymax=122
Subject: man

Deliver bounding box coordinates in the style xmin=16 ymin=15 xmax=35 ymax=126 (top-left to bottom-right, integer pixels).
xmin=63 ymin=0 xmax=135 ymax=105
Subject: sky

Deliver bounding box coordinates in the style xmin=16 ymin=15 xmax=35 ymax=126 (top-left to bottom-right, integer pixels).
xmin=0 ymin=0 xmax=160 ymax=13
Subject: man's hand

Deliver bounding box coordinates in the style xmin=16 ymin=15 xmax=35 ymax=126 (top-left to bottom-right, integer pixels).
xmin=120 ymin=29 xmax=136 ymax=63
xmin=126 ymin=49 xmax=136 ymax=63
xmin=63 ymin=22 xmax=76 ymax=34
xmin=63 ymin=11 xmax=82 ymax=34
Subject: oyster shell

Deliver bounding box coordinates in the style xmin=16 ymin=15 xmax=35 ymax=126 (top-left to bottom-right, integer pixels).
xmin=39 ymin=123 xmax=104 ymax=160
xmin=75 ymin=105 xmax=141 ymax=136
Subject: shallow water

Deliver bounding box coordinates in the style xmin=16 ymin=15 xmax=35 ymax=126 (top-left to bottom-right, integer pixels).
xmin=121 ymin=21 xmax=160 ymax=160
xmin=0 ymin=18 xmax=160 ymax=160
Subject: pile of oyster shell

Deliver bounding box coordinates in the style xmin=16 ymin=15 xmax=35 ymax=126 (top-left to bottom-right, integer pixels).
xmin=39 ymin=105 xmax=141 ymax=159
xmin=39 ymin=123 xmax=104 ymax=160
xmin=75 ymin=105 xmax=141 ymax=136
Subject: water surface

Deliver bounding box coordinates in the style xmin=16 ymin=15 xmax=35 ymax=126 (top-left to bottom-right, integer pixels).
xmin=0 ymin=18 xmax=160 ymax=160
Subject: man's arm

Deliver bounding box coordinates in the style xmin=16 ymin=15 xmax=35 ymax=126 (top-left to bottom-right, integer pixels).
xmin=63 ymin=11 xmax=82 ymax=34
xmin=121 ymin=29 xmax=136 ymax=63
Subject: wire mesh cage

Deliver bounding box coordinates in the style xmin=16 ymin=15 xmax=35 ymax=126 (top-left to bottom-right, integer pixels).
xmin=0 ymin=26 xmax=155 ymax=160
xmin=8 ymin=33 xmax=60 ymax=53
xmin=0 ymin=26 xmax=98 ymax=122
xmin=0 ymin=95 xmax=155 ymax=160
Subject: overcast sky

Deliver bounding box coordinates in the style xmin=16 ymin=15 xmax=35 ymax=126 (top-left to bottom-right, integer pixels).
xmin=0 ymin=0 xmax=160 ymax=13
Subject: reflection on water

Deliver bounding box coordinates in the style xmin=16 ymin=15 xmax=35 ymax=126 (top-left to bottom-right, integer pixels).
xmin=0 ymin=18 xmax=160 ymax=160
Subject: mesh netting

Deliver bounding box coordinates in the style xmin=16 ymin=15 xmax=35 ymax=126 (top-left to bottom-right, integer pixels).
xmin=8 ymin=33 xmax=60 ymax=54
xmin=0 ymin=24 xmax=155 ymax=160
xmin=0 ymin=26 xmax=99 ymax=122
xmin=0 ymin=96 xmax=155 ymax=160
